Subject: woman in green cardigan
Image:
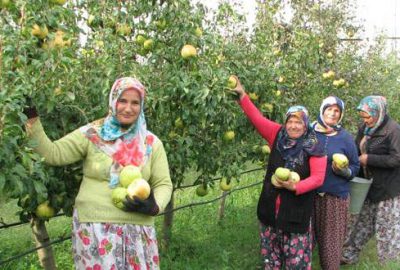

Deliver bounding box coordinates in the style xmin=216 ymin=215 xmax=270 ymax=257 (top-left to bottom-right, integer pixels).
xmin=24 ymin=77 xmax=173 ymax=270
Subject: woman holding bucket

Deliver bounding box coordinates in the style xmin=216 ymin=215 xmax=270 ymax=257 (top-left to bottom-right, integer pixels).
xmin=311 ymin=96 xmax=360 ymax=270
xmin=341 ymin=95 xmax=400 ymax=265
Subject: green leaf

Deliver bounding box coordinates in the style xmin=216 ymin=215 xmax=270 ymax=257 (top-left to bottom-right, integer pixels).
xmin=33 ymin=180 xmax=48 ymax=196
xmin=46 ymin=102 xmax=55 ymax=113
xmin=12 ymin=164 xmax=28 ymax=179
xmin=11 ymin=175 xmax=24 ymax=196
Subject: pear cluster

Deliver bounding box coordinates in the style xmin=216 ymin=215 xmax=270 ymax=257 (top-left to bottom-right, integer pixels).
xmin=111 ymin=165 xmax=150 ymax=209
xmin=271 ymin=167 xmax=301 ymax=188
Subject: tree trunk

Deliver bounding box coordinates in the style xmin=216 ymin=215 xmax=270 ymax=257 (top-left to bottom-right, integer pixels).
xmin=161 ymin=192 xmax=174 ymax=251
xmin=31 ymin=217 xmax=57 ymax=270
xmin=218 ymin=191 xmax=227 ymax=221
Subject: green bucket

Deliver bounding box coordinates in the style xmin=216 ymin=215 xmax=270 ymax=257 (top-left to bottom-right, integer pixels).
xmin=349 ymin=177 xmax=373 ymax=214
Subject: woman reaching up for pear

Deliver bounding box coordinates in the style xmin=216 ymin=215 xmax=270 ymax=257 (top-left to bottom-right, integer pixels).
xmin=231 ymin=76 xmax=327 ymax=269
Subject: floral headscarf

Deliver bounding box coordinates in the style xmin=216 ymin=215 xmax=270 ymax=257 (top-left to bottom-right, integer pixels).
xmin=357 ymin=95 xmax=387 ymax=136
xmin=313 ymin=96 xmax=345 ymax=134
xmin=277 ymin=105 xmax=325 ymax=169
xmin=80 ymin=77 xmax=157 ymax=188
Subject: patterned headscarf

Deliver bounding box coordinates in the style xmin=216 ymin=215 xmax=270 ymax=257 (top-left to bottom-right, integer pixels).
xmin=313 ymin=96 xmax=345 ymax=134
xmin=357 ymin=95 xmax=387 ymax=136
xmin=286 ymin=105 xmax=310 ymax=127
xmin=80 ymin=77 xmax=157 ymax=188
xmin=277 ymin=105 xmax=325 ymax=169
xmin=100 ymin=77 xmax=146 ymax=141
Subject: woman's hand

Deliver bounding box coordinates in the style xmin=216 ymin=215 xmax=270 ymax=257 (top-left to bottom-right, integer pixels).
xmin=332 ymin=162 xmax=352 ymax=178
xmin=23 ymin=96 xmax=39 ymax=119
xmin=276 ymin=178 xmax=297 ymax=192
xmin=359 ymin=154 xmax=368 ymax=167
xmin=231 ymin=75 xmax=246 ymax=100
xmin=122 ymin=191 xmax=159 ymax=216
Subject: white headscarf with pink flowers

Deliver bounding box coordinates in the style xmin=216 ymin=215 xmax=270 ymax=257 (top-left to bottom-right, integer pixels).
xmin=80 ymin=77 xmax=157 ymax=188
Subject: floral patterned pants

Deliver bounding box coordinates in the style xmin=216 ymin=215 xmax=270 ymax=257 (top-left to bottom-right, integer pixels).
xmin=71 ymin=210 xmax=160 ymax=270
xmin=259 ymin=222 xmax=313 ymax=270
xmin=342 ymin=195 xmax=400 ymax=264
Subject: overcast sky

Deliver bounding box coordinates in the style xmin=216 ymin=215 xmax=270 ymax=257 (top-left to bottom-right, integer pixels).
xmin=356 ymin=0 xmax=399 ymax=38
xmin=201 ymin=0 xmax=399 ymax=39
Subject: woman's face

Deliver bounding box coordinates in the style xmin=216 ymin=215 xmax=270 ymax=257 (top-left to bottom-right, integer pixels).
xmin=323 ymin=104 xmax=341 ymax=126
xmin=285 ymin=116 xmax=307 ymax=139
xmin=116 ymin=89 xmax=141 ymax=126
xmin=359 ymin=111 xmax=377 ymax=128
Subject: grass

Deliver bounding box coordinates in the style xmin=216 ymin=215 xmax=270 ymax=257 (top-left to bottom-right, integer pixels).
xmin=1 ymin=169 xmax=399 ymax=269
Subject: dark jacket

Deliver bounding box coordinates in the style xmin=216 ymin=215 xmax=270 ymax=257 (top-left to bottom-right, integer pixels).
xmin=257 ymin=130 xmax=314 ymax=234
xmin=356 ymin=116 xmax=400 ymax=202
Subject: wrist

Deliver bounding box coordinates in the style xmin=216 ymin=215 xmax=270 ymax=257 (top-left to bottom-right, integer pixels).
xmin=27 ymin=117 xmax=39 ymax=123
xmin=151 ymin=205 xmax=160 ymax=216
xmin=26 ymin=117 xmax=39 ymax=131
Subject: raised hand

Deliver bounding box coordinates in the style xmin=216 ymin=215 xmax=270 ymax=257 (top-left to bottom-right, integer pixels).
xmin=231 ymin=75 xmax=246 ymax=100
xmin=22 ymin=96 xmax=38 ymax=119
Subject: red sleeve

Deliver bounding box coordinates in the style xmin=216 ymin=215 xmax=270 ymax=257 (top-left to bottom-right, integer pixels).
xmin=239 ymin=94 xmax=282 ymax=146
xmin=295 ymin=156 xmax=327 ymax=195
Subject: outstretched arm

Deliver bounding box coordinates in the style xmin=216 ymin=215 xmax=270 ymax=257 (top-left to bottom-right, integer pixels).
xmin=26 ymin=118 xmax=87 ymax=166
